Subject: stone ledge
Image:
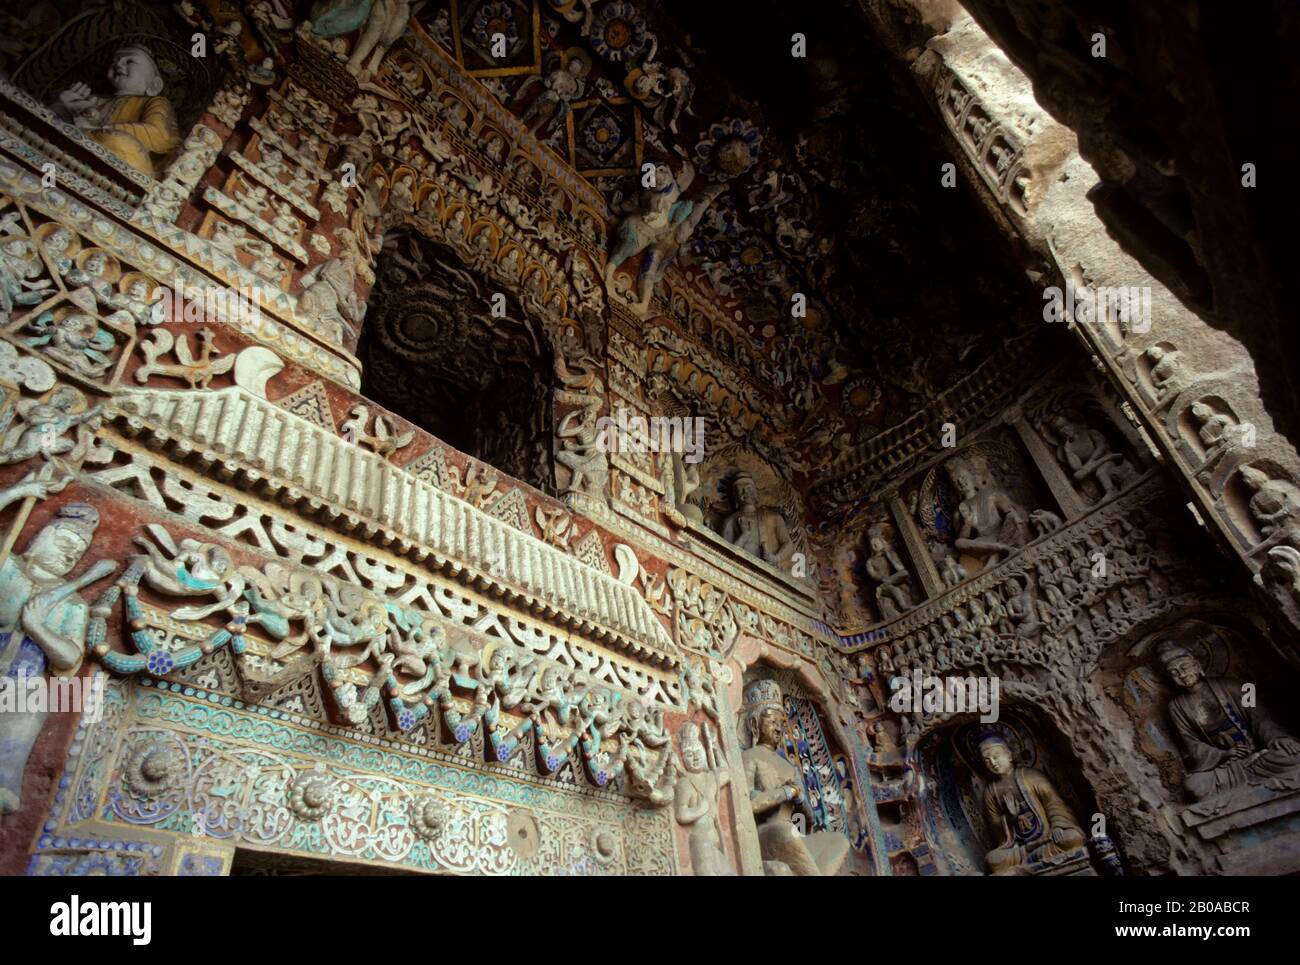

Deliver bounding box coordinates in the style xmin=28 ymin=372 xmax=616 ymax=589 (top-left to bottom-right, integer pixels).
xmin=1185 ymin=785 xmax=1300 ymax=841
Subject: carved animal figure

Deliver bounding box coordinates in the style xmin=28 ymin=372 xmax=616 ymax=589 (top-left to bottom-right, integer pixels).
xmin=135 ymin=328 xmax=235 ymax=389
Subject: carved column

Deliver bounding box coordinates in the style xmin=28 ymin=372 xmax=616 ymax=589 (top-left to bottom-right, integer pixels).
xmin=887 ymin=492 xmax=944 ymax=598
xmin=717 ymin=665 xmax=764 ymax=876
xmin=1086 ymin=371 xmax=1157 ymax=469
xmin=1007 ymin=409 xmax=1088 ymax=518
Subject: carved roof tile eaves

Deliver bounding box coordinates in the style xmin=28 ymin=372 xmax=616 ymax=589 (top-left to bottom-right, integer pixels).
xmin=109 ymin=385 xmax=679 ymax=669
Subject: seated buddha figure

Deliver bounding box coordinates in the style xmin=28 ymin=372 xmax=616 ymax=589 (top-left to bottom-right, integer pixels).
xmin=53 ymin=45 xmax=180 ymax=177
xmin=721 ymin=472 xmax=795 ymax=567
xmin=1158 ymin=639 xmax=1300 ymax=811
xmin=977 ymin=733 xmax=1086 ymax=875
xmin=1049 ymin=413 xmax=1131 ymax=501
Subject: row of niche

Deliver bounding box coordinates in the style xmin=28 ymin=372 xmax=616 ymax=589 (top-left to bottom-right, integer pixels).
xmin=832 ymin=388 xmax=1143 ymax=630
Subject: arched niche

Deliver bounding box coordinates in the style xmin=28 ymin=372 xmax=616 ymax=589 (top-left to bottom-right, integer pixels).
xmin=913 ymin=705 xmax=1114 ymax=876
xmin=694 ymin=444 xmax=810 ymax=573
xmin=729 ymin=639 xmax=878 ymax=875
xmin=909 ymin=429 xmax=1053 ymax=580
xmin=10 ymin=0 xmax=222 ymax=149
xmin=360 ymin=228 xmax=556 ymax=491
xmin=1096 ymin=612 xmax=1300 ymax=810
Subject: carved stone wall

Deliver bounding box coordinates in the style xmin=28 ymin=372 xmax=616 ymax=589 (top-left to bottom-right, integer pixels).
xmin=1 ymin=0 xmax=1297 ymax=879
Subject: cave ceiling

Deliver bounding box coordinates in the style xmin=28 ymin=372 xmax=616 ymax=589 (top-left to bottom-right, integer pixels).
xmin=6 ymin=0 xmax=1068 ymax=520
xmin=410 ymin=0 xmax=1054 ymax=512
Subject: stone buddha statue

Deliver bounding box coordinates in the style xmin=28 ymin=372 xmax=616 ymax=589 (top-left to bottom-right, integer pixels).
xmin=1158 ymin=639 xmax=1300 ymax=812
xmin=865 ymin=522 xmax=914 ymax=619
xmin=54 ymin=45 xmax=180 ymax=178
xmin=720 ymin=472 xmax=795 ymax=567
xmin=947 ymin=453 xmax=1027 ymax=565
xmin=741 ymin=679 xmax=850 ymax=876
xmin=977 ymin=733 xmax=1086 ymax=875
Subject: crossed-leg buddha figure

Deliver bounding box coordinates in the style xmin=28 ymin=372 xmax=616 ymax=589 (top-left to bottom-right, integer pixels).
xmin=1158 ymin=638 xmax=1300 ymax=815
xmin=977 ymin=733 xmax=1087 ymax=875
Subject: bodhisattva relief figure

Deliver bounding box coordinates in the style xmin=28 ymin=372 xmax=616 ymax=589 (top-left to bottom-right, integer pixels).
xmin=721 ymin=472 xmax=794 ymax=567
xmin=297 ymin=228 xmax=365 ymax=345
xmin=977 ymin=734 xmax=1086 ymax=875
xmin=741 ymin=679 xmax=850 ymax=876
xmin=603 ymin=158 xmax=723 ymax=316
xmin=555 ymin=407 xmax=608 ymax=498
xmin=309 ymin=0 xmax=417 ymax=81
xmin=516 ymin=55 xmax=590 ymax=133
xmin=674 ymin=720 xmax=734 ymax=875
xmin=1048 ymin=414 xmax=1132 ymax=501
xmin=0 ymin=387 xmax=103 ymax=468
xmin=52 ymin=45 xmax=180 ymax=178
xmin=0 ymin=496 xmax=117 ymax=813
xmin=947 ymin=454 xmax=1026 ymax=565
xmin=1158 ymin=639 xmax=1300 ymax=812
xmin=671 ymin=451 xmax=704 ymax=523
xmin=865 ymin=523 xmax=913 ymax=620
xmin=348 ymin=0 xmax=418 ymax=80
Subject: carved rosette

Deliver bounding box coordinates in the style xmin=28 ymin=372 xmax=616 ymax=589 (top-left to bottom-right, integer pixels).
xmin=289 ymin=773 xmax=337 ymax=822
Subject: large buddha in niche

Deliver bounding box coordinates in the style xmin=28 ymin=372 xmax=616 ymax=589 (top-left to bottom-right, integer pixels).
xmin=1158 ymin=639 xmax=1300 ymax=811
xmin=721 ymin=472 xmax=794 ymax=567
xmin=977 ymin=734 xmax=1086 ymax=875
xmin=53 ymin=45 xmax=180 ymax=178
xmin=741 ymin=679 xmax=849 ymax=875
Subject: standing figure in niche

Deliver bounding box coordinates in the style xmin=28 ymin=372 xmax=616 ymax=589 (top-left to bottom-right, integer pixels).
xmin=741 ymin=679 xmax=849 ymax=876
xmin=53 ymin=46 xmax=180 ymax=178
xmin=1158 ymin=639 xmax=1300 ymax=810
xmin=977 ymin=733 xmax=1086 ymax=875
